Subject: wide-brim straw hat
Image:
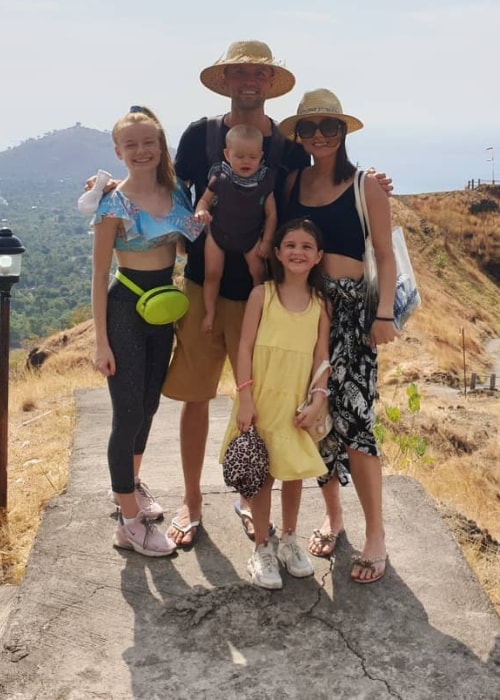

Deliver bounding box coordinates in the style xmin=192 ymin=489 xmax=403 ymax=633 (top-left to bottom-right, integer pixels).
xmin=200 ymin=40 xmax=295 ymax=99
xmin=278 ymin=88 xmax=363 ymax=140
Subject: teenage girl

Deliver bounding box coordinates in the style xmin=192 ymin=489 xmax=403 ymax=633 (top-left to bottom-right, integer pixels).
xmin=91 ymin=106 xmax=196 ymax=557
xmin=221 ymin=218 xmax=330 ymax=590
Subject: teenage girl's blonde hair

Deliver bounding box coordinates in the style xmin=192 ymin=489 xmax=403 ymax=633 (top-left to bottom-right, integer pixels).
xmin=111 ymin=106 xmax=176 ymax=191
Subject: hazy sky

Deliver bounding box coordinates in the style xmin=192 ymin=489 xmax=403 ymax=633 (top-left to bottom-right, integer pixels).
xmin=2 ymin=0 xmax=498 ymax=193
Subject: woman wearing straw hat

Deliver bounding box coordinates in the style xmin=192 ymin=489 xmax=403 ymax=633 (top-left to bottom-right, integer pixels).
xmin=279 ymin=89 xmax=397 ymax=583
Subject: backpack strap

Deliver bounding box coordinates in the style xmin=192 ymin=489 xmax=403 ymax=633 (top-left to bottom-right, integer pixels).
xmin=206 ymin=115 xmax=226 ymax=168
xmin=266 ymin=119 xmax=285 ymax=169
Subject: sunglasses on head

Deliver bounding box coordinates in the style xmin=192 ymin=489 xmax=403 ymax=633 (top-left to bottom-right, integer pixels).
xmin=295 ymin=118 xmax=344 ymax=140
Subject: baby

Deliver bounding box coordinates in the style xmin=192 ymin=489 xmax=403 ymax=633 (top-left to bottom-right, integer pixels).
xmin=195 ymin=124 xmax=277 ymax=333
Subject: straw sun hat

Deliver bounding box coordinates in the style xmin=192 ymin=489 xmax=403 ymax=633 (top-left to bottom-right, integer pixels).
xmin=199 ymin=40 xmax=295 ymax=99
xmin=278 ymin=89 xmax=364 ymax=140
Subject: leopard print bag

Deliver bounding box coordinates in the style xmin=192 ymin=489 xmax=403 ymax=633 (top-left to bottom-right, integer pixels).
xmin=223 ymin=425 xmax=269 ymax=500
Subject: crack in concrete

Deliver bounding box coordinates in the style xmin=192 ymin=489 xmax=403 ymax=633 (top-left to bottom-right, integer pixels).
xmin=288 ymin=557 xmax=404 ymax=699
xmin=158 ymin=572 xmax=404 ymax=697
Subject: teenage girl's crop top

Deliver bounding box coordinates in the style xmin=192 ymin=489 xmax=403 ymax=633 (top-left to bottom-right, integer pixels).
xmin=92 ymin=181 xmax=204 ymax=252
xmin=283 ymin=170 xmax=366 ymax=261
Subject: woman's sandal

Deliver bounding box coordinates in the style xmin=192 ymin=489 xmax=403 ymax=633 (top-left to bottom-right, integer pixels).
xmin=351 ymin=554 xmax=388 ymax=584
xmin=308 ymin=528 xmax=344 ymax=558
xmin=168 ymin=516 xmax=201 ymax=548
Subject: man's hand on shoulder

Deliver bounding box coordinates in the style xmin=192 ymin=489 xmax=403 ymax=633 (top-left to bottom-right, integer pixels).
xmin=367 ymin=167 xmax=393 ymax=197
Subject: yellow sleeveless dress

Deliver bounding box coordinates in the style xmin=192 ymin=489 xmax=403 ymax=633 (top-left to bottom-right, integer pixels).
xmin=221 ymin=282 xmax=328 ymax=481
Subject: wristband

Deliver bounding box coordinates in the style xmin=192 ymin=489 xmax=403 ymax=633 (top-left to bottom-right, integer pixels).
xmin=310 ymin=387 xmax=330 ymax=397
xmin=375 ymin=316 xmax=394 ymax=322
xmin=236 ymin=379 xmax=253 ymax=392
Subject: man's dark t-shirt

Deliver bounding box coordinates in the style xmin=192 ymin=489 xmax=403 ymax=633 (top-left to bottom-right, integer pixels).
xmin=174 ymin=116 xmax=310 ymax=301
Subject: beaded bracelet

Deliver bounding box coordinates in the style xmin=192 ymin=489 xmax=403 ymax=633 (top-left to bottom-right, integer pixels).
xmin=310 ymin=387 xmax=330 ymax=397
xmin=375 ymin=316 xmax=394 ymax=322
xmin=236 ymin=379 xmax=253 ymax=392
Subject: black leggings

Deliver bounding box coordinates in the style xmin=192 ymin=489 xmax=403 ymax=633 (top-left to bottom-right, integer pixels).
xmin=106 ymin=267 xmax=174 ymax=494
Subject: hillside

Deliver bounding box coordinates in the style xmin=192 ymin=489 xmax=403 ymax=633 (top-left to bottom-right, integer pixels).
xmin=0 ymin=125 xmax=127 ymax=182
xmin=380 ymin=188 xmax=500 ymax=396
xmin=0 ymin=124 xmax=176 ymax=183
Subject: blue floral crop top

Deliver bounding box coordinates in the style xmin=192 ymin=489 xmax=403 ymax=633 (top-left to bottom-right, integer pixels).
xmin=92 ymin=180 xmax=204 ymax=252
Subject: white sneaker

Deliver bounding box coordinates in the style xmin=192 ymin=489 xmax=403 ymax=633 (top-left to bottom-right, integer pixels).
xmin=278 ymin=533 xmax=314 ymax=578
xmin=247 ymin=542 xmax=283 ymax=590
xmin=77 ymin=168 xmax=111 ymax=216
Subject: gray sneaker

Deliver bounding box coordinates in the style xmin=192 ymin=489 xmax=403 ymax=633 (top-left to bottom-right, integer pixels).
xmin=278 ymin=533 xmax=314 ymax=577
xmin=113 ymin=511 xmax=176 ymax=557
xmin=247 ymin=542 xmax=283 ymax=590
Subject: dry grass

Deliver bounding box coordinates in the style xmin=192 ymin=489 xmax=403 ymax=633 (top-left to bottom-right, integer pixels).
xmin=375 ymin=365 xmax=500 ymax=611
xmin=1 ymin=330 xmax=104 ymax=583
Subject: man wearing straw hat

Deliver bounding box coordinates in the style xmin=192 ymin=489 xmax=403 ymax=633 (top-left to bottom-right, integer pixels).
xmin=162 ymin=40 xmax=311 ymax=547
xmin=163 ymin=40 xmax=392 ymax=548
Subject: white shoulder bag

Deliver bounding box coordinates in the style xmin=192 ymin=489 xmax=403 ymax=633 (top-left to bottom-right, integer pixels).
xmin=353 ymin=170 xmax=421 ymax=330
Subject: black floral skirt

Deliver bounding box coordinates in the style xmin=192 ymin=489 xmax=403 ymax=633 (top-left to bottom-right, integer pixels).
xmin=319 ymin=275 xmax=380 ymax=487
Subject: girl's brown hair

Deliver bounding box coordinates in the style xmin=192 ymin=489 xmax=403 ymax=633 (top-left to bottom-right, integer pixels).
xmin=112 ymin=106 xmax=176 ymax=191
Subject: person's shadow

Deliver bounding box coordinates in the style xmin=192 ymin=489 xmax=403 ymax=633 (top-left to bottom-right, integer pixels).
xmin=118 ymin=501 xmax=499 ymax=700
xmin=119 ymin=492 xmax=335 ymax=699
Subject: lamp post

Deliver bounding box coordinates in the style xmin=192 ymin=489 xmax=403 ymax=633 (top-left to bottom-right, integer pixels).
xmin=0 ymin=227 xmax=25 ymax=511
xmin=486 ymin=146 xmax=495 ymax=185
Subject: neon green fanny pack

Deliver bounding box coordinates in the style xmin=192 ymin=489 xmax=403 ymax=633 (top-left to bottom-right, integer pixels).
xmin=115 ymin=270 xmax=189 ymax=325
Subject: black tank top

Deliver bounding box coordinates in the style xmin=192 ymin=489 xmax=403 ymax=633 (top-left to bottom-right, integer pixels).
xmin=283 ymin=170 xmax=366 ymax=261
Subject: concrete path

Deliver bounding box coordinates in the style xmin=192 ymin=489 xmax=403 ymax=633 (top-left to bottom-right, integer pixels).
xmin=0 ymin=388 xmax=499 ymax=699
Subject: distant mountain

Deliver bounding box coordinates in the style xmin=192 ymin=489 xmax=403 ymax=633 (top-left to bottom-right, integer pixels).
xmin=0 ymin=124 xmax=175 ymax=183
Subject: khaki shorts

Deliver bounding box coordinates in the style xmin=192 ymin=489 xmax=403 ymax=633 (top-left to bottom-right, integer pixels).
xmin=162 ymin=279 xmax=246 ymax=402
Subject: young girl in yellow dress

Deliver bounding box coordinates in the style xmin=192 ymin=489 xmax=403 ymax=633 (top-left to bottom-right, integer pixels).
xmin=221 ymin=218 xmax=330 ymax=589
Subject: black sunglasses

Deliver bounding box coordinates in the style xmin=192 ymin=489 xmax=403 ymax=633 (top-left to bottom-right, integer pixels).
xmin=295 ymin=118 xmax=344 ymax=140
